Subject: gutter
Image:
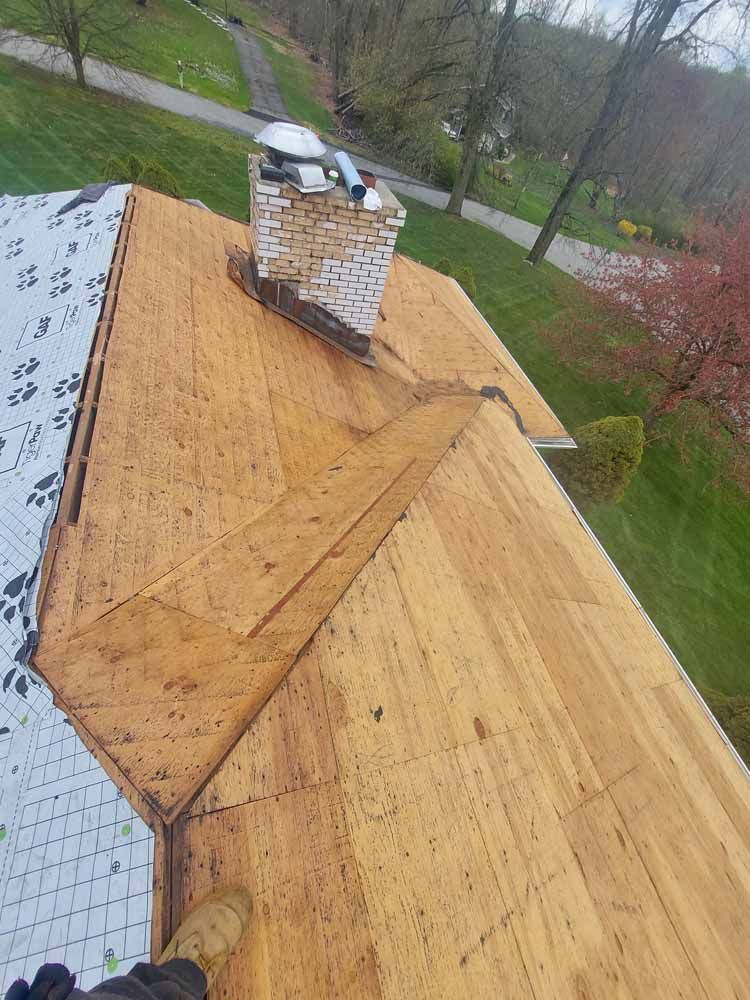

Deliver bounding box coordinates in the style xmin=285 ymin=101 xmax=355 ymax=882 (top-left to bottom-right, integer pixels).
xmin=529 ymin=436 xmax=576 ymax=449
xmin=533 ymin=443 xmax=750 ymax=783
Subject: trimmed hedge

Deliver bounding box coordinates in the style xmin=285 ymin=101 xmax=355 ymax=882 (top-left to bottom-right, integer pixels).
xmin=617 ymin=218 xmax=637 ymax=238
xmin=630 ymin=199 xmax=691 ymax=248
xmin=554 ymin=415 xmax=645 ymax=507
xmin=102 ymin=155 xmax=183 ymax=198
xmin=703 ymin=688 xmax=750 ymax=766
xmin=103 ymin=156 xmax=131 ymax=183
xmin=636 ymin=224 xmax=653 ymax=242
xmin=452 ymin=265 xmax=477 ymax=300
xmin=136 ymin=161 xmax=183 ymax=198
xmin=434 ymin=257 xmax=477 ymax=299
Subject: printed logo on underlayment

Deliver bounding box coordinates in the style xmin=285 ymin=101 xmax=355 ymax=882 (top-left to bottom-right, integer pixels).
xmin=25 ymin=471 xmax=60 ymax=510
xmin=51 ymin=233 xmax=92 ymax=262
xmin=2 ymin=664 xmax=32 ymax=695
xmin=17 ymin=304 xmax=70 ymax=350
xmin=73 ymin=209 xmax=94 ymax=230
xmin=0 ymin=566 xmax=39 ymax=629
xmin=0 ymin=422 xmax=31 ymax=475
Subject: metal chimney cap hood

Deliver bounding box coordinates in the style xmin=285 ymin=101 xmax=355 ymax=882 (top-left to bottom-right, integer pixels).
xmin=281 ymin=160 xmax=333 ymax=194
xmin=255 ymin=122 xmax=327 ymax=162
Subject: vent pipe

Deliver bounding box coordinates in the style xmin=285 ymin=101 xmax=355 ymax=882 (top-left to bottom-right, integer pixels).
xmin=334 ymin=151 xmax=366 ymax=202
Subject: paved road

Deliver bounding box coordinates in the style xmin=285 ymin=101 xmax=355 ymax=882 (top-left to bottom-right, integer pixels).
xmin=228 ymin=25 xmax=288 ymax=118
xmin=1 ymin=30 xmax=625 ymax=280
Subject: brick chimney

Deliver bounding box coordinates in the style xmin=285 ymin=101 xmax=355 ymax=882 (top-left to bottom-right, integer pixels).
xmin=247 ymin=154 xmax=405 ymax=360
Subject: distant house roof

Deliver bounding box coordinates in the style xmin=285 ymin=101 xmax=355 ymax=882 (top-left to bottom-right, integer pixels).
xmin=27 ymin=186 xmax=750 ymax=997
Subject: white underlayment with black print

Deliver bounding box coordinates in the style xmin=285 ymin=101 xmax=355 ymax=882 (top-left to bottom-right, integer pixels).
xmin=0 ymin=188 xmax=153 ymax=991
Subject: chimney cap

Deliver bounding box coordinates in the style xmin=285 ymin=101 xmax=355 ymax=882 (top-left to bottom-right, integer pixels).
xmin=280 ymin=161 xmax=333 ymax=194
xmin=255 ymin=122 xmax=327 ymax=163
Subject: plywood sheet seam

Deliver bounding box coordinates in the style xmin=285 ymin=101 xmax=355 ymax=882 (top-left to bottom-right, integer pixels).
xmin=453 ymin=745 xmax=540 ymax=998
xmin=604 ymin=785 xmax=712 ymax=999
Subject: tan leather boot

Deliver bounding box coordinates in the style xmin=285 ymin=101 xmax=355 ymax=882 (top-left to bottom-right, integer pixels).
xmin=158 ymin=886 xmax=252 ymax=990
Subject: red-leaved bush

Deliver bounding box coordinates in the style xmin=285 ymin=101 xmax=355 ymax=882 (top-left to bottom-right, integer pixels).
xmin=546 ymin=208 xmax=750 ymax=492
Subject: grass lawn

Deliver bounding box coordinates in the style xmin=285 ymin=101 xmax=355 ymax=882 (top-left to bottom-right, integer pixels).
xmin=230 ymin=1 xmax=334 ymax=132
xmin=2 ymin=58 xmax=746 ymax=704
xmin=254 ymin=33 xmax=333 ymax=132
xmin=398 ymin=196 xmax=750 ymax=699
xmin=0 ymin=0 xmax=249 ymax=108
xmin=0 ymin=56 xmax=254 ymax=216
xmin=471 ymin=151 xmax=635 ymax=253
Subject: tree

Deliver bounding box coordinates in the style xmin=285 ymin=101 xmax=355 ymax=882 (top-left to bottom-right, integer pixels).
xmin=506 ymin=17 xmax=614 ymax=166
xmin=526 ymin=0 xmax=747 ymax=265
xmin=252 ymin=0 xmax=750 ymax=218
xmin=546 ymin=208 xmax=750 ymax=491
xmin=679 ymin=67 xmax=750 ymax=208
xmin=2 ymin=0 xmax=134 ymax=88
xmin=602 ymin=52 xmax=708 ymax=214
xmin=336 ymin=1 xmax=478 ymax=178
xmin=445 ymin=0 xmax=520 ymax=215
xmin=553 ymin=415 xmax=645 ymax=506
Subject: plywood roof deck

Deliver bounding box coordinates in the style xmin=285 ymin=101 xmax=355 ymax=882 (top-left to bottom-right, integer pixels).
xmin=33 ymin=188 xmax=750 ymax=999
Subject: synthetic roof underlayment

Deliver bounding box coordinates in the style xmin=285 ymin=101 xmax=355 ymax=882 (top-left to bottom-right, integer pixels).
xmin=7 ymin=185 xmax=750 ymax=998
xmin=0 ymin=189 xmax=152 ymax=992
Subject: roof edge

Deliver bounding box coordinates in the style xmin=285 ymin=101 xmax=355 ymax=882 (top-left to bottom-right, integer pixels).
xmin=449 ymin=276 xmax=572 ymax=442
xmin=533 ymin=440 xmax=750 ymax=783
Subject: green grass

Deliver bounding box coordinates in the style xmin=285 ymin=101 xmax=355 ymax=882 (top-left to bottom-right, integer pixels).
xmin=471 ymin=151 xmax=636 ymax=253
xmin=1 ymin=0 xmax=249 ymax=108
xmin=0 ymin=56 xmax=254 ymax=216
xmin=2 ymin=56 xmax=746 ymax=701
xmin=230 ymin=1 xmax=333 ymax=132
xmin=107 ymin=0 xmax=249 ymax=108
xmin=254 ymin=33 xmax=333 ymax=132
xmin=229 ymin=1 xmax=290 ymax=45
xmin=397 ymin=195 xmax=750 ymax=698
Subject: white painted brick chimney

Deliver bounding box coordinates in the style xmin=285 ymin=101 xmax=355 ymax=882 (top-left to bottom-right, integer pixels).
xmin=248 ymin=154 xmax=405 ymax=340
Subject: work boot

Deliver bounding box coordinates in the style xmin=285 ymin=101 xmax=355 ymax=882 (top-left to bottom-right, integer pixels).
xmin=158 ymin=886 xmax=252 ymax=989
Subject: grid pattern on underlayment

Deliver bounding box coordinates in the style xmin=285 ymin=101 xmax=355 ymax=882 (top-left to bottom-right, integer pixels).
xmin=0 ymin=710 xmax=153 ymax=992
xmin=0 ymin=187 xmax=154 ymax=992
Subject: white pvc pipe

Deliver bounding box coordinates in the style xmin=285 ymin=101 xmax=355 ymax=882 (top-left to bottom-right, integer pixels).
xmin=334 ymin=151 xmax=366 ymax=202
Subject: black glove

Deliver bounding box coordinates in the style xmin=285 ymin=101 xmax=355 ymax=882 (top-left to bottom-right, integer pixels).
xmin=4 ymin=965 xmax=76 ymax=1000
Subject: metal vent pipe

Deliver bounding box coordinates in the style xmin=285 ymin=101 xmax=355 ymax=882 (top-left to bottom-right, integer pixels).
xmin=334 ymin=151 xmax=367 ymax=202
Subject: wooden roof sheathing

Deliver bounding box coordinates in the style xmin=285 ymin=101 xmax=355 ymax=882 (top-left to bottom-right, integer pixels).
xmin=183 ymin=401 xmax=750 ymax=1000
xmin=36 ymin=394 xmax=482 ymax=822
xmin=375 ymin=254 xmax=568 ymax=439
xmin=33 ymin=188 xmax=750 ymax=999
